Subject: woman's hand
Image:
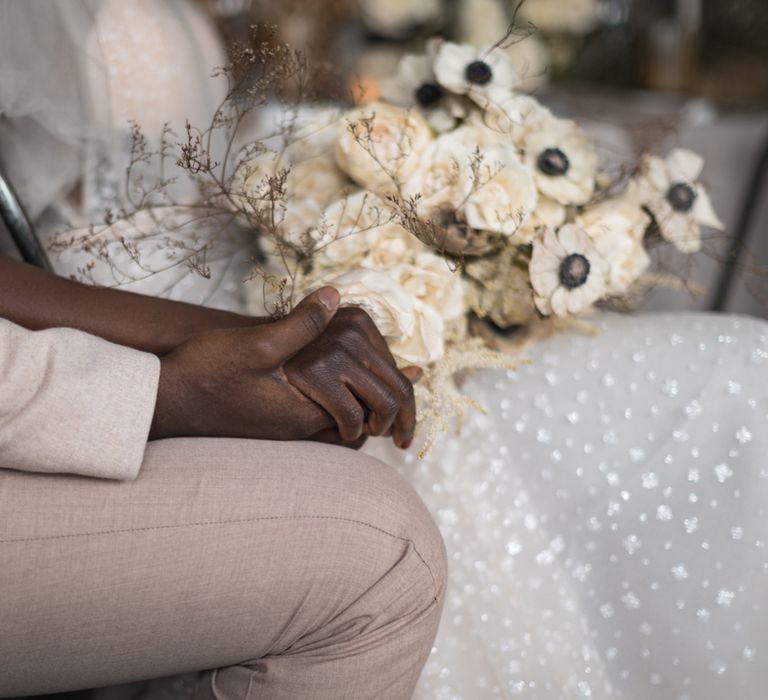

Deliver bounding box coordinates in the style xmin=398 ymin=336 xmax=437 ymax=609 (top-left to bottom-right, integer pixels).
xmin=150 ymin=288 xmax=420 ymax=449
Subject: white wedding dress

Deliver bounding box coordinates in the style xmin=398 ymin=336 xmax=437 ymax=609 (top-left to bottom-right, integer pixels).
xmin=2 ymin=3 xmax=767 ymax=699
xmin=365 ymin=312 xmax=768 ymax=699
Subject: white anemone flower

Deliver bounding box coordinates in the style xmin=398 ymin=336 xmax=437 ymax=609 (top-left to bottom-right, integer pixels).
xmin=433 ymin=42 xmax=521 ymax=119
xmin=381 ymin=40 xmax=466 ymax=133
xmin=636 ymin=148 xmax=724 ymax=253
xmin=520 ymin=113 xmax=598 ymax=206
xmin=530 ymin=224 xmax=609 ymax=316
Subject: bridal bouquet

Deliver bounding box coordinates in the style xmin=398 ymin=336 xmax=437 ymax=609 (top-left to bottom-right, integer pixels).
xmin=61 ymin=30 xmax=723 ymax=453
xmin=226 ymin=39 xmax=723 ymax=450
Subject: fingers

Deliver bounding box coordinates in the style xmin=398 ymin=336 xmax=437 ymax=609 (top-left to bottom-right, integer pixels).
xmin=287 ymin=369 xmax=367 ymax=443
xmin=338 ymin=308 xmax=421 ymax=448
xmin=357 ymin=350 xmax=417 ymax=448
xmin=343 ymin=361 xmax=405 ymax=438
xmin=281 ymin=305 xmax=422 ymax=449
xmin=267 ymin=287 xmax=340 ymax=360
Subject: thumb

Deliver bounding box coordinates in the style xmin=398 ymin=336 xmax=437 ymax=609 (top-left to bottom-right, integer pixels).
xmin=270 ymin=286 xmax=340 ymax=358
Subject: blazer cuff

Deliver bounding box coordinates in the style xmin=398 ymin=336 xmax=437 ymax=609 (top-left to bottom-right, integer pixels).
xmin=0 ymin=320 xmax=160 ymax=480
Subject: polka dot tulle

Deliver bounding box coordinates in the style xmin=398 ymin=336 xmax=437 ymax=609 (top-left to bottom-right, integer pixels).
xmin=365 ymin=313 xmax=768 ymax=699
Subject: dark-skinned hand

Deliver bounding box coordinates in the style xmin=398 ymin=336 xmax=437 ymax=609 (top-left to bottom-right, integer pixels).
xmin=150 ymin=287 xmax=420 ymax=450
xmin=284 ymin=306 xmax=422 ymax=449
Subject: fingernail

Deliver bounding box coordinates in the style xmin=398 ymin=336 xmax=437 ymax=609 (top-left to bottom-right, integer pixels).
xmin=401 ymin=438 xmax=413 ymax=450
xmin=318 ymin=286 xmax=340 ymax=311
xmin=412 ymin=368 xmax=424 ymax=383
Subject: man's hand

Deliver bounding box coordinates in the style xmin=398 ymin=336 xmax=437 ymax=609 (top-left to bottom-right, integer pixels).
xmin=285 ymin=307 xmax=421 ymax=449
xmin=150 ymin=288 xmax=420 ymax=449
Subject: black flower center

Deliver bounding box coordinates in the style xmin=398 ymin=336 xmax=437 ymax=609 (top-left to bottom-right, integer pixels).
xmin=666 ymin=182 xmax=697 ymax=213
xmin=559 ymin=253 xmax=591 ymax=289
xmin=415 ymin=82 xmax=444 ymax=108
xmin=537 ymin=148 xmax=571 ymax=177
xmin=465 ymin=60 xmax=493 ymax=85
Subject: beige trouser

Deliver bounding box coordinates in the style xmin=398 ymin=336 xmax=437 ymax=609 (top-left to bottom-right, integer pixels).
xmin=0 ymin=438 xmax=447 ymax=699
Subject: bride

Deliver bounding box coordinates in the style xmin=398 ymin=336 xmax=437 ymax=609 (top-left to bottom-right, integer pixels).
xmin=2 ymin=2 xmax=766 ymax=699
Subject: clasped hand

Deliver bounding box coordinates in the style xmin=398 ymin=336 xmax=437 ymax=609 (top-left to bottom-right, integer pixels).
xmin=150 ymin=287 xmax=420 ymax=450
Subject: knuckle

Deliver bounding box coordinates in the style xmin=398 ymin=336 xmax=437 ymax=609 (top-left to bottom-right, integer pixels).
xmin=254 ymin=337 xmax=280 ymax=365
xmin=302 ymin=306 xmax=326 ymax=337
xmin=340 ymin=326 xmax=366 ymax=350
xmin=345 ymin=306 xmax=371 ymax=326
xmin=313 ymin=355 xmax=342 ymax=381
xmin=380 ymin=390 xmax=401 ymax=416
xmin=342 ymin=403 xmax=364 ymax=428
xmin=397 ymin=374 xmax=415 ymax=401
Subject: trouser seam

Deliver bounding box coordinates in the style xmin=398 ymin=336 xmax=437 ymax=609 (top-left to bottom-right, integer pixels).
xmin=0 ymin=514 xmax=441 ymax=599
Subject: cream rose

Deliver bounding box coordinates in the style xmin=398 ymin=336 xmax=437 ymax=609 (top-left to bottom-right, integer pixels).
xmin=363 ymin=224 xmax=428 ymax=269
xmin=314 ymin=191 xmax=393 ymax=242
xmin=316 ymin=220 xmax=427 ymax=272
xmin=591 ymin=227 xmax=651 ymax=296
xmin=405 ymin=127 xmax=538 ymax=236
xmin=577 ymin=203 xmax=652 ymax=295
xmin=335 ymin=103 xmax=434 ymax=195
xmin=312 ymin=193 xmax=412 ymax=269
xmin=234 ymin=148 xmax=347 ymax=244
xmin=285 ymin=107 xmax=344 ymax=161
xmin=393 ymin=250 xmax=465 ymax=322
xmin=462 ymin=144 xmax=538 ymax=236
xmin=463 ymin=94 xmax=552 ymax=142
xmin=319 ymin=268 xmax=445 ymax=364
xmin=403 ymin=129 xmax=476 ymax=216
xmin=515 ymin=195 xmax=568 ymax=245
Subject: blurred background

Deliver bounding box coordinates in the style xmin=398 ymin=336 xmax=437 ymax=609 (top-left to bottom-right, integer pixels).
xmin=212 ymin=0 xmax=768 ymax=318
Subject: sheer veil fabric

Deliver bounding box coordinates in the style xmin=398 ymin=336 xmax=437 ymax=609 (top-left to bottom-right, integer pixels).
xmin=0 ymin=0 xmax=251 ymax=310
xmin=0 ymin=0 xmax=105 ymax=221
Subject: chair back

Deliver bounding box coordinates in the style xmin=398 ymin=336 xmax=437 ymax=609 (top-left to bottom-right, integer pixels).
xmin=0 ymin=163 xmax=53 ymax=271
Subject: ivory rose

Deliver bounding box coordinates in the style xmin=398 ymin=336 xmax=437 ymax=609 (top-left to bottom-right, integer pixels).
xmin=405 ymin=127 xmax=538 ymax=236
xmin=335 ymin=103 xmax=433 ymax=195
xmin=320 ymin=268 xmax=445 ymax=364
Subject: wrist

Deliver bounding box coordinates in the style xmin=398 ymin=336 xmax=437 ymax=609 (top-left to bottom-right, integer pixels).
xmin=165 ymin=311 xmax=267 ymax=354
xmin=149 ymin=354 xmax=191 ymax=440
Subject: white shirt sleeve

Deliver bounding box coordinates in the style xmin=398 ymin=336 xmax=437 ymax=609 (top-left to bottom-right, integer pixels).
xmin=0 ymin=318 xmax=160 ymax=480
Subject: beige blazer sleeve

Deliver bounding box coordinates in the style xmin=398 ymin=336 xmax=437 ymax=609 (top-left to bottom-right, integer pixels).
xmin=0 ymin=318 xmax=160 ymax=480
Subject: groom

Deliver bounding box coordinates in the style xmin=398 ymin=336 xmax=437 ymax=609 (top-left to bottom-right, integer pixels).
xmin=0 ymin=254 xmax=446 ymax=699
